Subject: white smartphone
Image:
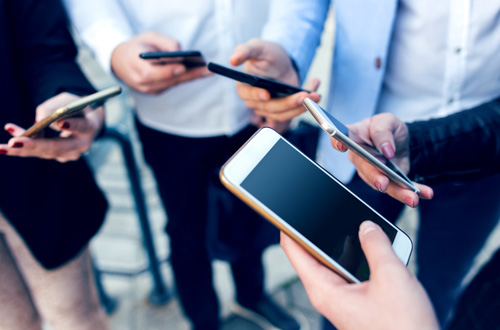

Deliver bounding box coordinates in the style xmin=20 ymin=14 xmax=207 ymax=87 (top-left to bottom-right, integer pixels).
xmin=220 ymin=127 xmax=413 ymax=283
xmin=303 ymin=98 xmax=420 ymax=194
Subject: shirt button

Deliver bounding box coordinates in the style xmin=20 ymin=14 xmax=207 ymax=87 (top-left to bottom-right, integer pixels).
xmin=455 ymin=47 xmax=462 ymax=54
xmin=375 ymin=57 xmax=382 ymax=69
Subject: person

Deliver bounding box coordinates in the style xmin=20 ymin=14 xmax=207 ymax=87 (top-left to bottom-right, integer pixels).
xmin=0 ymin=0 xmax=109 ymax=329
xmin=229 ymin=1 xmax=500 ymax=325
xmin=281 ymin=99 xmax=500 ymax=329
xmin=61 ymin=1 xmax=316 ymax=329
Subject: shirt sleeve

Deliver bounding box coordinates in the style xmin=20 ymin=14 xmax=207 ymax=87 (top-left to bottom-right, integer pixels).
xmin=407 ymin=99 xmax=500 ymax=184
xmin=62 ymin=0 xmax=135 ymax=73
xmin=261 ymin=0 xmax=331 ymax=83
xmin=6 ymin=0 xmax=95 ymax=107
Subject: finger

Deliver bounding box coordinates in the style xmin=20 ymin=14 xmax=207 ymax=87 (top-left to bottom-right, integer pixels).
xmin=331 ymin=138 xmax=348 ymax=153
xmin=248 ymin=91 xmax=319 ymax=117
xmin=349 ymin=152 xmax=422 ymax=207
xmin=230 ymin=39 xmax=266 ymax=66
xmin=5 ymin=136 xmax=87 ymax=160
xmin=4 ymin=123 xmax=26 ymax=137
xmin=348 ymin=152 xmax=391 ymax=191
xmin=236 ymin=82 xmax=271 ymax=102
xmin=56 ymin=107 xmax=100 ymax=135
xmin=369 ymin=114 xmax=407 ymax=158
xmin=140 ymin=65 xmax=211 ymax=94
xmin=280 ymin=233 xmax=346 ymax=287
xmin=305 ymin=78 xmax=321 ymax=93
xmin=167 ymin=66 xmax=212 ymax=86
xmin=416 ymin=183 xmax=434 ymax=200
xmin=358 ymin=221 xmax=404 ymax=276
xmin=35 ymin=92 xmax=79 ymax=123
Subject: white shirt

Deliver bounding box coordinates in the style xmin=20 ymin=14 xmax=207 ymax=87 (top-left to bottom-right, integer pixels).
xmin=63 ymin=0 xmax=270 ymax=137
xmin=377 ymin=0 xmax=500 ymax=122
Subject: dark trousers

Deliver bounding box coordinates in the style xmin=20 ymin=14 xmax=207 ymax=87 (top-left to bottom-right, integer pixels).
xmin=137 ymin=122 xmax=265 ymax=330
xmin=323 ymin=173 xmax=500 ymax=330
xmin=447 ymin=248 xmax=500 ymax=330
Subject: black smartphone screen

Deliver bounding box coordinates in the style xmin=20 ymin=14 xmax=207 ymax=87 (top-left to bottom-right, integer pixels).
xmin=240 ymin=139 xmax=397 ymax=281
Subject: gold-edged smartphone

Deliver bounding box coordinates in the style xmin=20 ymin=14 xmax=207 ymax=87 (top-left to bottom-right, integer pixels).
xmin=22 ymin=86 xmax=122 ymax=138
xmin=303 ymin=98 xmax=420 ymax=194
xmin=220 ymin=127 xmax=413 ymax=283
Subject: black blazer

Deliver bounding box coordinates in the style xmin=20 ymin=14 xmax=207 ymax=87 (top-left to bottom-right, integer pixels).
xmin=0 ymin=0 xmax=107 ymax=269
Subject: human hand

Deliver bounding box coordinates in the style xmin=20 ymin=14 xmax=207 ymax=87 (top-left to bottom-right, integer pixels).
xmin=332 ymin=113 xmax=433 ymax=207
xmin=280 ymin=221 xmax=439 ymax=330
xmin=111 ymin=31 xmax=210 ymax=94
xmin=0 ymin=92 xmax=105 ymax=162
xmin=230 ymin=39 xmax=320 ymax=129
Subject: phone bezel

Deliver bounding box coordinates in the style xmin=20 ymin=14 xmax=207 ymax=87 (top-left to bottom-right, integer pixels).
xmin=303 ymin=98 xmax=420 ymax=194
xmin=207 ymin=62 xmax=308 ymax=98
xmin=139 ymin=51 xmax=206 ymax=68
xmin=220 ymin=127 xmax=413 ymax=283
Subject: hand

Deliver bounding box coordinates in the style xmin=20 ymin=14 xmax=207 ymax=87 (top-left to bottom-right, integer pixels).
xmin=0 ymin=92 xmax=104 ymax=162
xmin=230 ymin=39 xmax=321 ymax=127
xmin=111 ymin=31 xmax=211 ymax=94
xmin=280 ymin=221 xmax=439 ymax=330
xmin=332 ymin=113 xmax=433 ymax=207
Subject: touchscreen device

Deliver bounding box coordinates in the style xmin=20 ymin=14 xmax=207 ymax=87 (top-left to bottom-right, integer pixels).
xmin=220 ymin=127 xmax=413 ymax=283
xmin=22 ymin=86 xmax=122 ymax=138
xmin=303 ymin=98 xmax=420 ymax=194
xmin=139 ymin=50 xmax=206 ymax=68
xmin=207 ymin=62 xmax=308 ymax=98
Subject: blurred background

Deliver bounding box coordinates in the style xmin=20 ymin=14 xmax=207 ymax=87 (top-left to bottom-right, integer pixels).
xmin=71 ymin=5 xmax=500 ymax=330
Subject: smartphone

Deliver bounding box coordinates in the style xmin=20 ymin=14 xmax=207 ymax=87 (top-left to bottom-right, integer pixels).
xmin=139 ymin=50 xmax=206 ymax=68
xmin=207 ymin=62 xmax=308 ymax=98
xmin=22 ymin=86 xmax=122 ymax=138
xmin=220 ymin=127 xmax=413 ymax=283
xmin=303 ymin=98 xmax=420 ymax=194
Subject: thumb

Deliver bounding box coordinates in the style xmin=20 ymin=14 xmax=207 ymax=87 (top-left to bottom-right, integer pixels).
xmin=230 ymin=39 xmax=267 ymax=66
xmin=358 ymin=221 xmax=403 ymax=275
xmin=370 ymin=114 xmax=405 ymax=159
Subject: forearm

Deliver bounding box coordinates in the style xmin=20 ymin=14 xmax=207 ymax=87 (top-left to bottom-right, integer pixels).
xmin=408 ymin=99 xmax=500 ymax=184
xmin=261 ymin=0 xmax=330 ymax=83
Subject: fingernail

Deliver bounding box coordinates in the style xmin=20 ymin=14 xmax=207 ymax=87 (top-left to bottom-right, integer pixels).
xmin=374 ymin=181 xmax=383 ymax=192
xmin=360 ymin=221 xmax=378 ymax=236
xmin=0 ymin=149 xmax=7 ymax=154
xmin=61 ymin=122 xmax=70 ymax=129
xmin=381 ymin=142 xmax=395 ymax=159
xmin=5 ymin=127 xmax=14 ymax=134
xmin=297 ymin=96 xmax=305 ymax=105
xmin=12 ymin=142 xmax=23 ymax=148
xmin=403 ymin=196 xmax=415 ymax=208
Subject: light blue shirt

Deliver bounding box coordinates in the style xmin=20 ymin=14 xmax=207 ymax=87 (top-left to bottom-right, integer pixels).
xmin=262 ymin=0 xmax=500 ymax=182
xmin=263 ymin=0 xmax=397 ymax=181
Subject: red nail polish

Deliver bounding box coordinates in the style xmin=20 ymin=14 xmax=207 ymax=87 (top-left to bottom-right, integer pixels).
xmin=6 ymin=127 xmax=14 ymax=134
xmin=0 ymin=149 xmax=7 ymax=154
xmin=61 ymin=122 xmax=70 ymax=129
xmin=12 ymin=142 xmax=23 ymax=148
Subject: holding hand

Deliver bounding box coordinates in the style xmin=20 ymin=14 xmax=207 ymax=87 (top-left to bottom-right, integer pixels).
xmin=230 ymin=39 xmax=320 ymax=128
xmin=280 ymin=221 xmax=439 ymax=330
xmin=0 ymin=92 xmax=104 ymax=162
xmin=111 ymin=31 xmax=211 ymax=94
xmin=332 ymin=113 xmax=433 ymax=207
